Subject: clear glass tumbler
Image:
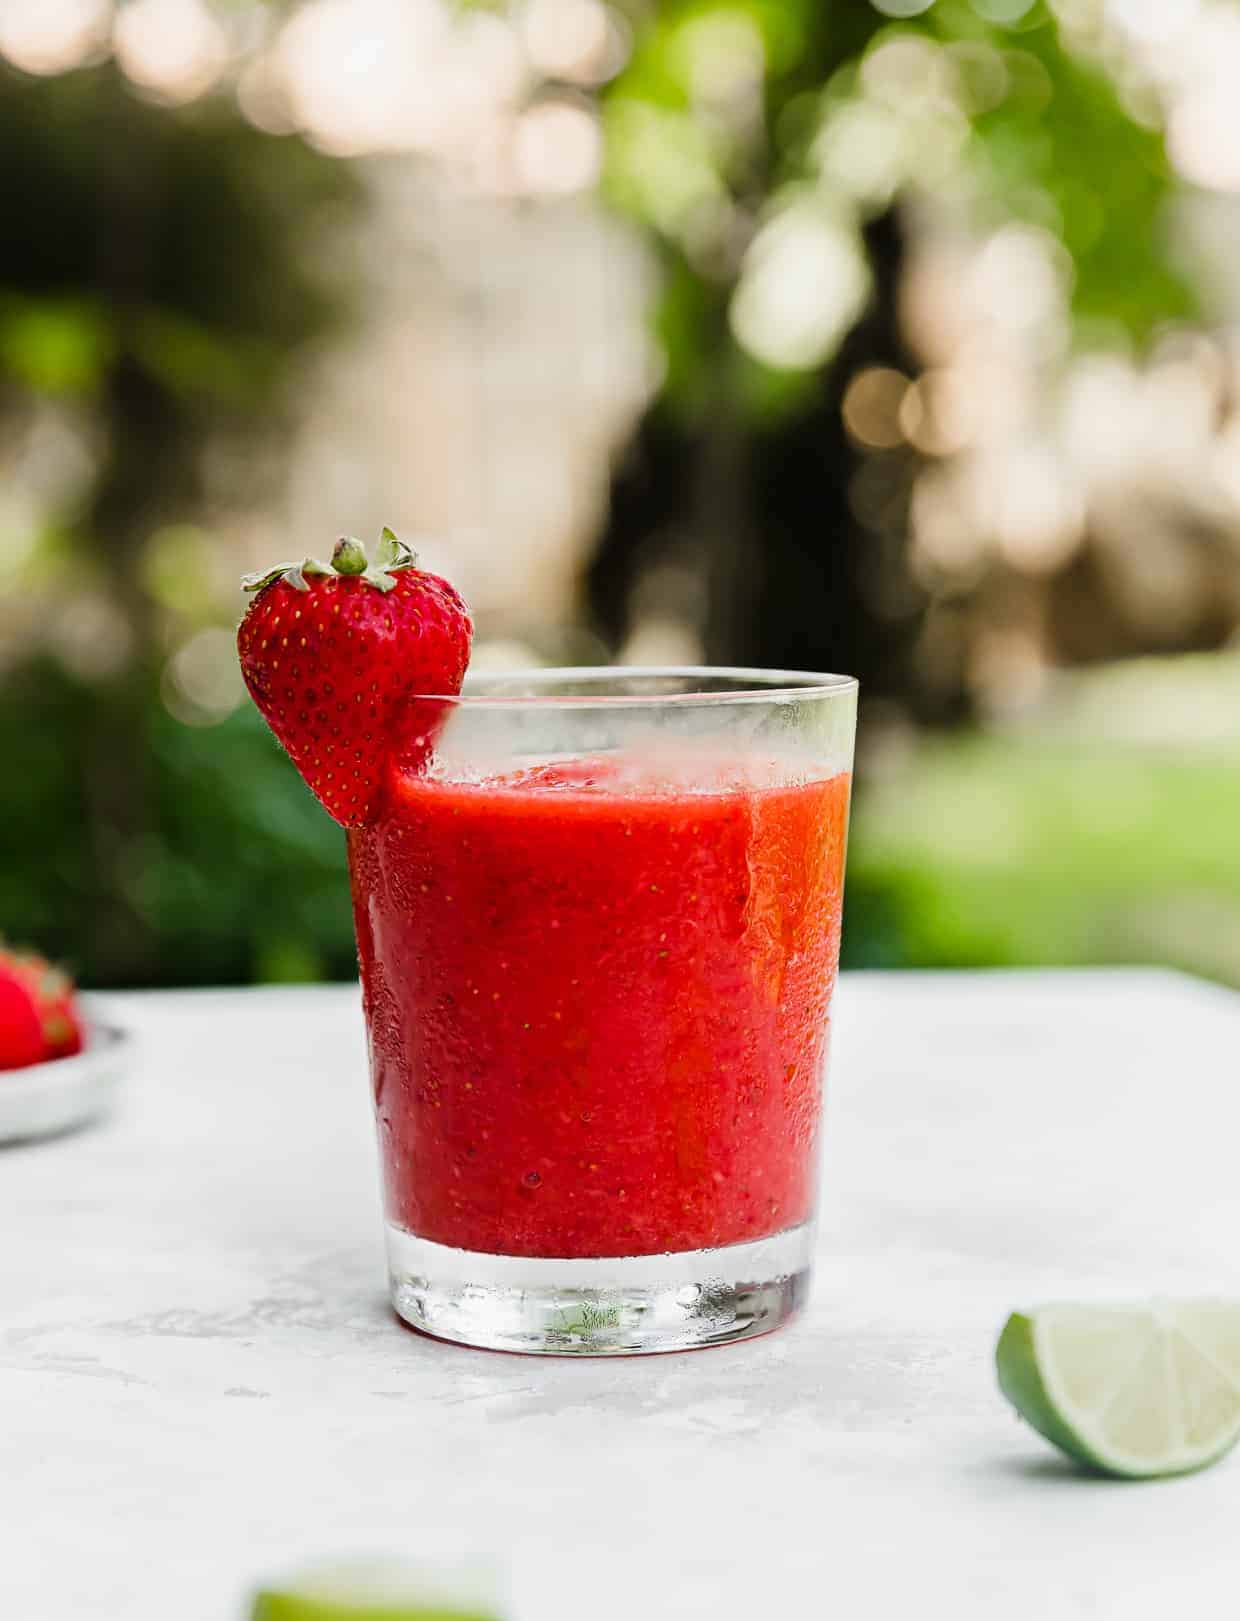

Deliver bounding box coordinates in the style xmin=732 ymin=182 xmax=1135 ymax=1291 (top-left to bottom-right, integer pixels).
xmin=347 ymin=668 xmax=857 ymax=1354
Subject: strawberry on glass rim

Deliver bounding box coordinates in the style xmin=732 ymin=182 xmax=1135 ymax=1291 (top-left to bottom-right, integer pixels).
xmin=236 ymin=528 xmax=472 ymax=826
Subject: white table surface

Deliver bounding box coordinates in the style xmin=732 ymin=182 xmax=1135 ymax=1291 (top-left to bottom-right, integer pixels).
xmin=5 ymin=968 xmax=1240 ymax=1618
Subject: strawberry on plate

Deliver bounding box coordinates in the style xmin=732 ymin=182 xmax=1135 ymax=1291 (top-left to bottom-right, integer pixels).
xmin=0 ymin=966 xmax=45 ymax=1071
xmin=237 ymin=528 xmax=472 ymax=827
xmin=0 ymin=945 xmax=85 ymax=1071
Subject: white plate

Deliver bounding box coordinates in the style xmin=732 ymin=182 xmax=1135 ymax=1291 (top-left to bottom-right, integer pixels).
xmin=0 ymin=1004 xmax=133 ymax=1144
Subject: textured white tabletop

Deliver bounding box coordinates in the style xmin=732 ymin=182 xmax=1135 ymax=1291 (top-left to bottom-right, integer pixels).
xmin=5 ymin=969 xmax=1240 ymax=1619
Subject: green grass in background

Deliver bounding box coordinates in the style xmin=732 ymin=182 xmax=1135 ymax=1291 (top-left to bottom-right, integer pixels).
xmin=846 ymin=735 xmax=1240 ymax=986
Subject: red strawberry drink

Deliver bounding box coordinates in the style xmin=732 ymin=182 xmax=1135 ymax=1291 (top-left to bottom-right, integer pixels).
xmin=239 ymin=540 xmax=856 ymax=1354
xmin=351 ymin=756 xmax=850 ymax=1260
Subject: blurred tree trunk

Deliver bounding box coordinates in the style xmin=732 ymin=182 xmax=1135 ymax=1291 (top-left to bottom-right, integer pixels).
xmin=698 ymin=323 xmax=759 ymax=665
xmin=80 ymin=94 xmax=190 ymax=982
xmin=84 ymin=354 xmax=194 ymax=982
xmin=588 ymin=210 xmax=930 ymax=707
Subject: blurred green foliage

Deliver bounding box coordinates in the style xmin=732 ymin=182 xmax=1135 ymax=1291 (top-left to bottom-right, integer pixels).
xmin=0 ymin=9 xmax=1218 ymax=987
xmin=0 ymin=61 xmax=359 ymax=985
xmin=602 ymin=0 xmax=1193 ymax=422
xmin=0 ymin=660 xmax=355 ymax=986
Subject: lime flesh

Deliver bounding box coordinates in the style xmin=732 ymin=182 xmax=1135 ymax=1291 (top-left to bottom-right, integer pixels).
xmin=996 ymin=1301 xmax=1240 ymax=1479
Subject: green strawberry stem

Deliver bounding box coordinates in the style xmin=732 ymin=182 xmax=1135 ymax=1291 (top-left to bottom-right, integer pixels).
xmin=331 ymin=536 xmax=368 ymax=574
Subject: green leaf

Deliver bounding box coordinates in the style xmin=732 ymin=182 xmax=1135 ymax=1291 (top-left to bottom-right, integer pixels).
xmin=361 ymin=566 xmax=399 ymax=593
xmin=374 ymin=526 xmax=417 ymax=572
xmin=241 ymin=561 xmax=299 ymax=594
xmin=240 ymin=557 xmax=331 ymax=595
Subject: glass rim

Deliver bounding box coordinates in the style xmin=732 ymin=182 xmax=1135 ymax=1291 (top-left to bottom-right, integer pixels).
xmin=418 ymin=665 xmax=859 ymax=709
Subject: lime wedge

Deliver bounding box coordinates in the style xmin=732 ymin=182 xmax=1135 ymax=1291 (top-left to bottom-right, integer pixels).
xmin=997 ymin=1301 xmax=1240 ymax=1478
xmin=250 ymin=1561 xmax=504 ymax=1621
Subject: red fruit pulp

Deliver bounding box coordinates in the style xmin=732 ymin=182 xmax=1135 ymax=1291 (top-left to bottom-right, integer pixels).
xmin=349 ymin=754 xmax=850 ymax=1259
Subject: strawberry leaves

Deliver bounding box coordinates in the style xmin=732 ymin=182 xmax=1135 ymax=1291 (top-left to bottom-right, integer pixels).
xmin=241 ymin=529 xmax=421 ymax=597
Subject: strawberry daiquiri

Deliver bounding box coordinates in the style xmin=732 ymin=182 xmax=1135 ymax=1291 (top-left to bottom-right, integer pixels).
xmin=349 ymin=756 xmax=850 ymax=1262
xmin=239 ymin=535 xmax=857 ymax=1354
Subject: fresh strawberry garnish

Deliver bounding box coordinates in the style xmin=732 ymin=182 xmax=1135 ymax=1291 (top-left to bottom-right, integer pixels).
xmin=0 ymin=944 xmax=84 ymax=1070
xmin=236 ymin=528 xmax=472 ymax=827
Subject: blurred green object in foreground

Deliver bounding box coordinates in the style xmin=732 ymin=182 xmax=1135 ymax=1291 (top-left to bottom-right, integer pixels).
xmin=250 ymin=1561 xmax=504 ymax=1621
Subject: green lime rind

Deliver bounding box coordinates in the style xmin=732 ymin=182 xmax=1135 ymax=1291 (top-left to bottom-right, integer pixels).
xmin=996 ymin=1311 xmax=1110 ymax=1474
xmin=995 ymin=1306 xmax=1240 ymax=1480
xmin=251 ymin=1594 xmax=499 ymax=1621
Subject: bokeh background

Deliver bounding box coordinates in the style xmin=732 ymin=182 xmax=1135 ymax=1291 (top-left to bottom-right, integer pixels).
xmin=4 ymin=0 xmax=1240 ymax=989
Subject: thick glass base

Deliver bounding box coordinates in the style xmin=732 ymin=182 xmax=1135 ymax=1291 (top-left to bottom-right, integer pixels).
xmin=385 ymin=1222 xmax=813 ymax=1355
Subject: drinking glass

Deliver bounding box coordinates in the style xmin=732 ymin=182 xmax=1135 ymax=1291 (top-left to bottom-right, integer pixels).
xmin=347 ymin=668 xmax=857 ymax=1354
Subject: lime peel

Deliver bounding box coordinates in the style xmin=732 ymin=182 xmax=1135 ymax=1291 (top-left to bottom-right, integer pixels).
xmin=996 ymin=1300 xmax=1240 ymax=1480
